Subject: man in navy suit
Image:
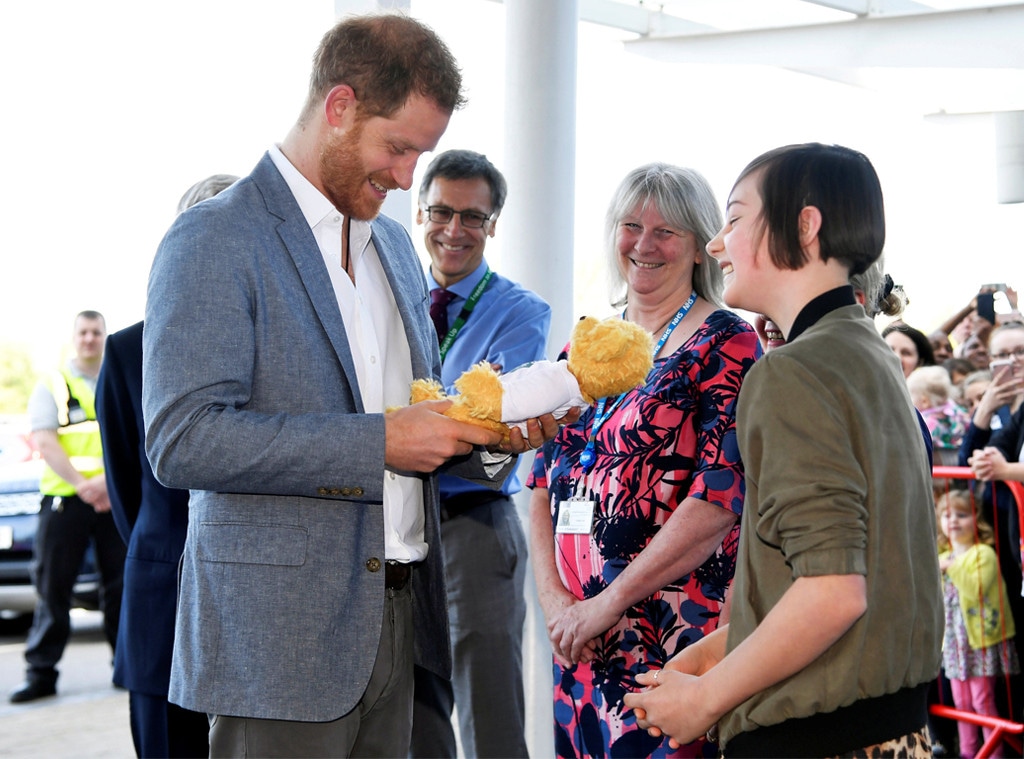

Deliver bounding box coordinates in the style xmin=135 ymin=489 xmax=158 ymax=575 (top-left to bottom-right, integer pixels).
xmin=96 ymin=175 xmax=235 ymax=758
xmin=142 ymin=13 xmax=554 ymax=758
xmin=97 ymin=321 xmax=209 ymax=758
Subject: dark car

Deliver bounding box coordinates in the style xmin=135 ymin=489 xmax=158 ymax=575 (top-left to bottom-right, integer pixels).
xmin=0 ymin=425 xmax=100 ymax=634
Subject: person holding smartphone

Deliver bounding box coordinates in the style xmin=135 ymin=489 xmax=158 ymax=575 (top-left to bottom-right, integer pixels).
xmin=940 ymin=285 xmax=1020 ymax=372
xmin=962 ymin=322 xmax=1024 ymax=723
xmin=961 ymin=323 xmax=1024 ymax=448
xmin=968 ymin=321 xmax=1024 ymax=481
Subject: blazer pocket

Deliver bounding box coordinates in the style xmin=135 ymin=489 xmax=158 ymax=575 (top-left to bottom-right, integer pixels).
xmin=196 ymin=521 xmax=308 ymax=566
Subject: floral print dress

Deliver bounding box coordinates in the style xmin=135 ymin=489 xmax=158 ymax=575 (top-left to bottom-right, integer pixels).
xmin=528 ymin=310 xmax=760 ymax=759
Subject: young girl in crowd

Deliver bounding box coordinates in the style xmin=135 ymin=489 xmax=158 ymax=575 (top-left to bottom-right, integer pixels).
xmin=624 ymin=143 xmax=942 ymax=756
xmin=937 ymin=489 xmax=1019 ymax=758
xmin=907 ymin=365 xmax=972 ymax=464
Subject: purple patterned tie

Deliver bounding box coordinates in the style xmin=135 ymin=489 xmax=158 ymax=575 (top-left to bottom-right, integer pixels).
xmin=429 ymin=288 xmax=456 ymax=345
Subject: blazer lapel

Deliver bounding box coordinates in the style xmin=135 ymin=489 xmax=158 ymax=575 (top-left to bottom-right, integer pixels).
xmin=251 ymin=155 xmax=365 ymax=412
xmin=371 ymin=220 xmax=436 ymax=382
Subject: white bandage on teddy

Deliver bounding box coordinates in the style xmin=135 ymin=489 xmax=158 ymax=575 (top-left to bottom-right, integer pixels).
xmin=499 ymin=360 xmax=586 ymax=424
xmin=403 ymin=316 xmax=654 ymax=445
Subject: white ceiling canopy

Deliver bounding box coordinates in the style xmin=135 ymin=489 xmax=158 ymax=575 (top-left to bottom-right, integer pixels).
xmin=576 ymin=0 xmax=1024 ymax=115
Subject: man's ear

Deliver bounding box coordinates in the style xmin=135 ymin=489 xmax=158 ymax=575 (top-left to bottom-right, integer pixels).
xmin=415 ymin=206 xmax=425 ymax=225
xmin=324 ymin=84 xmax=357 ymax=128
xmin=799 ymin=205 xmax=822 ymax=249
xmin=486 ymin=217 xmax=498 ymax=238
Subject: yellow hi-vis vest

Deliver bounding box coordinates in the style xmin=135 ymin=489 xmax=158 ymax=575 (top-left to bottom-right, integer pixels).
xmin=39 ymin=368 xmax=104 ymax=497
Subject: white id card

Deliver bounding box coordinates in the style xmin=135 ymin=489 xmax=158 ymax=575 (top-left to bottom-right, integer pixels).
xmin=555 ymin=499 xmax=596 ymax=534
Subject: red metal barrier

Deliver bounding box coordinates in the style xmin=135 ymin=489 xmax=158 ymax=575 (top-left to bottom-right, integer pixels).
xmin=929 ymin=704 xmax=1023 ymax=758
xmin=930 ymin=466 xmax=1024 ymax=758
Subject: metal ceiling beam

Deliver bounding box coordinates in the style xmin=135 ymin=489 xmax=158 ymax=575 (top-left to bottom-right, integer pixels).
xmin=483 ymin=0 xmax=712 ymax=35
xmin=624 ymin=3 xmax=1024 ymax=68
xmin=801 ymin=0 xmax=934 ymax=15
xmin=578 ymin=0 xmax=711 ymax=34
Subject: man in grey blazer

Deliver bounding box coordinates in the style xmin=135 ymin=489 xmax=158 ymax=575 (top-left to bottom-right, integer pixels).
xmin=142 ymin=14 xmax=551 ymax=758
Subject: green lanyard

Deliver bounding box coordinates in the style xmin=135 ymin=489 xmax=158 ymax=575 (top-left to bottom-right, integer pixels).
xmin=439 ymin=268 xmax=493 ymax=363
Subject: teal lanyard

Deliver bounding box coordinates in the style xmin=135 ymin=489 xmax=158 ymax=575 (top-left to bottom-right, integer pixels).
xmin=439 ymin=268 xmax=493 ymax=363
xmin=578 ymin=291 xmax=697 ymax=472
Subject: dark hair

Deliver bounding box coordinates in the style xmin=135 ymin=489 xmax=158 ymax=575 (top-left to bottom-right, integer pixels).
xmin=942 ymin=357 xmax=976 ymax=378
xmin=882 ymin=322 xmax=936 ymax=367
xmin=735 ymin=143 xmax=885 ymax=276
xmin=418 ymin=149 xmax=507 ymax=214
xmin=76 ymin=310 xmax=104 ymax=325
xmin=305 ymin=13 xmax=464 ymax=122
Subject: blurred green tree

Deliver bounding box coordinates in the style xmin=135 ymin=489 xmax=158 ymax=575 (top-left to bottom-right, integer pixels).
xmin=0 ymin=343 xmax=37 ymax=415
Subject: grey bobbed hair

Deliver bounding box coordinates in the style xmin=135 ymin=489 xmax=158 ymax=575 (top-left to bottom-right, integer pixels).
xmin=177 ymin=174 xmax=239 ymax=214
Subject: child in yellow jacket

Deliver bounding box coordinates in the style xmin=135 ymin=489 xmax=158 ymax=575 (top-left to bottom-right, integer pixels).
xmin=937 ymin=489 xmax=1020 ymax=758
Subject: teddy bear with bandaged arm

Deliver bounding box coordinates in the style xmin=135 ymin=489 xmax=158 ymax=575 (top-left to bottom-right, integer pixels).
xmin=407 ymin=316 xmax=654 ymax=442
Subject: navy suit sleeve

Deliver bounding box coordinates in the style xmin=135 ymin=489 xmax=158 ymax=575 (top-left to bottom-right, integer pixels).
xmin=96 ymin=324 xmax=145 ymax=544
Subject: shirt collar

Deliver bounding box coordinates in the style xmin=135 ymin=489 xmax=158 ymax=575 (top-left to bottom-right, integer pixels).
xmin=267 ymin=144 xmax=372 ymax=251
xmin=428 ymin=258 xmax=489 ymax=299
xmin=787 ymin=285 xmax=857 ymax=342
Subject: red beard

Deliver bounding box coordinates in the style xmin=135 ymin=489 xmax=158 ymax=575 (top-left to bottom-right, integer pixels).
xmin=318 ymin=120 xmax=394 ymax=221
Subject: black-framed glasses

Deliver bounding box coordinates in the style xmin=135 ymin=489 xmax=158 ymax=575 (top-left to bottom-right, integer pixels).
xmin=421 ymin=205 xmax=494 ymax=229
xmin=991 ymin=346 xmax=1024 ymax=361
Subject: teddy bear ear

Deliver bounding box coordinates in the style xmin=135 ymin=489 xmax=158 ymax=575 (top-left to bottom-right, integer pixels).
xmin=570 ymin=316 xmax=598 ymax=340
xmin=410 ymin=378 xmax=446 ymax=404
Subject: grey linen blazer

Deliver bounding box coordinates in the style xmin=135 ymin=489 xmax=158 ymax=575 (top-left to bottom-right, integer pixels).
xmin=142 ymin=153 xmax=509 ymax=722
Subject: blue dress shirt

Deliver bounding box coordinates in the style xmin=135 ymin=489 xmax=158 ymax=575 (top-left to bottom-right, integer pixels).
xmin=428 ymin=259 xmax=551 ymax=499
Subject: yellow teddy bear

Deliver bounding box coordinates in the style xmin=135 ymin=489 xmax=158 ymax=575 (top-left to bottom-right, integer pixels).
xmin=407 ymin=316 xmax=654 ymax=442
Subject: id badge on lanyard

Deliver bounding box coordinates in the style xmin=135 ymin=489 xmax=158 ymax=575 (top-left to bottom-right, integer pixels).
xmin=558 ymin=292 xmax=695 ymax=537
xmin=555 ymin=496 xmax=596 ymax=534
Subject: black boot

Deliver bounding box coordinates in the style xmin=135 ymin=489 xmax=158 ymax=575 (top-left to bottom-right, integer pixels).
xmin=9 ymin=670 xmax=57 ymax=703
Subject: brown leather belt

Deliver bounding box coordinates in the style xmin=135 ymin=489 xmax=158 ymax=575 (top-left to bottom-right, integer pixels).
xmin=384 ymin=560 xmax=412 ymax=590
xmin=439 ymin=491 xmax=510 ymax=522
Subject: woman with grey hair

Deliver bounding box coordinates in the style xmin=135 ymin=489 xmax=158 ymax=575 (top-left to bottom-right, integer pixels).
xmin=176 ymin=174 xmax=238 ymax=215
xmin=527 ymin=163 xmax=761 ymax=757
xmin=606 ymin=163 xmax=727 ymax=311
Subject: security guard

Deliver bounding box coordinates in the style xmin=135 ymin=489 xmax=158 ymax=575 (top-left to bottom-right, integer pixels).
xmin=9 ymin=310 xmax=126 ymax=703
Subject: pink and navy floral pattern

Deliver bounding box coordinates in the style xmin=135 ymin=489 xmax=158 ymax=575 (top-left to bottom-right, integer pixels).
xmin=528 ymin=310 xmax=759 ymax=758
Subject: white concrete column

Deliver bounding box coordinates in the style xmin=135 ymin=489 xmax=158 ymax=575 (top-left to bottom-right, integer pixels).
xmin=995 ymin=110 xmax=1024 ymax=204
xmin=503 ymin=3 xmax=579 ymax=759
xmin=502 ymin=0 xmax=579 ymax=360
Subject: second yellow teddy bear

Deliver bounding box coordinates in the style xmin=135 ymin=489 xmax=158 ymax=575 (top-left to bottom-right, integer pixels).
xmin=408 ymin=316 xmax=654 ymax=441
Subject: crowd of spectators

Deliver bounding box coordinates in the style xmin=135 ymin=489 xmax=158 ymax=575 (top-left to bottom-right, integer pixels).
xmin=880 ymin=283 xmax=1024 ymax=757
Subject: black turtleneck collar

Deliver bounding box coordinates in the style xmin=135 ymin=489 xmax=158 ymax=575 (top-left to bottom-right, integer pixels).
xmin=787 ymin=285 xmax=857 ymax=343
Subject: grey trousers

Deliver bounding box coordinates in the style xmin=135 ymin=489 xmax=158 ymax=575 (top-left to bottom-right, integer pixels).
xmin=209 ymin=584 xmax=414 ymax=758
xmin=410 ymin=495 xmax=529 ymax=758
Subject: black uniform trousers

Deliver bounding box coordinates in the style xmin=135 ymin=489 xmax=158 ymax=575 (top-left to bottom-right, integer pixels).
xmin=24 ymin=494 xmax=126 ymax=678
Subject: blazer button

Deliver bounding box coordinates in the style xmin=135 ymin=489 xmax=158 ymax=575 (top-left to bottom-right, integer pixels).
xmin=317 ymin=487 xmax=329 ymax=496
xmin=352 ymin=487 xmax=364 ymax=497
xmin=330 ymin=488 xmax=341 ymax=496
xmin=366 ymin=558 xmax=382 ymax=573
xmin=341 ymin=487 xmax=352 ymax=497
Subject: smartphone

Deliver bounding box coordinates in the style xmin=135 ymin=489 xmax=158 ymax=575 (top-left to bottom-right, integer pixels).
xmin=977 ymin=292 xmax=996 ymax=324
xmin=982 ymin=283 xmax=1008 ymax=292
xmin=991 ymin=358 xmax=1017 ymax=382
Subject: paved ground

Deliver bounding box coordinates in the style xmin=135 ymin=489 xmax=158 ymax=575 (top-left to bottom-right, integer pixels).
xmin=0 ymin=690 xmax=132 ymax=758
xmin=0 ymin=490 xmax=558 ymax=758
xmin=0 ymin=611 xmax=133 ymax=758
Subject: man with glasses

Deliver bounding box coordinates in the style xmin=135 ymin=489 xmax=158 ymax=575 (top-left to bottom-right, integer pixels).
xmin=410 ymin=150 xmax=550 ymax=759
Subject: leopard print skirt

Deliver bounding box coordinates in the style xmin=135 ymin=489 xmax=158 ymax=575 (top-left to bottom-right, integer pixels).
xmin=832 ymin=726 xmax=932 ymax=758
